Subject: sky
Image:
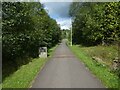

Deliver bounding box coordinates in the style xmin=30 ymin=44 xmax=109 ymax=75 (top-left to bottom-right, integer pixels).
xmin=40 ymin=1 xmax=72 ymax=30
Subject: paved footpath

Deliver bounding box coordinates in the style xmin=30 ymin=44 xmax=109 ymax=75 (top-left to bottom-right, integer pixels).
xmin=31 ymin=40 xmax=105 ymax=88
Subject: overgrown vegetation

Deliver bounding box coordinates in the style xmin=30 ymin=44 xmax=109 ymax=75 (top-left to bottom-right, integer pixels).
xmin=61 ymin=29 xmax=70 ymax=39
xmin=2 ymin=2 xmax=61 ymax=80
xmin=61 ymin=30 xmax=71 ymax=45
xmin=70 ymin=45 xmax=119 ymax=88
xmin=79 ymin=45 xmax=118 ymax=66
xmin=69 ymin=2 xmax=120 ymax=46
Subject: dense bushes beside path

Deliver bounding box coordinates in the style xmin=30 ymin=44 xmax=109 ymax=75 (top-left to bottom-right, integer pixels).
xmin=2 ymin=2 xmax=61 ymax=79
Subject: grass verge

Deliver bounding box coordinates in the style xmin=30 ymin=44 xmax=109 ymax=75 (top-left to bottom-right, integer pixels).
xmin=69 ymin=45 xmax=119 ymax=88
xmin=2 ymin=45 xmax=57 ymax=88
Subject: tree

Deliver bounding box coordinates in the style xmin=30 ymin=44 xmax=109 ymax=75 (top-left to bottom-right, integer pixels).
xmin=69 ymin=2 xmax=120 ymax=46
xmin=2 ymin=2 xmax=61 ymax=79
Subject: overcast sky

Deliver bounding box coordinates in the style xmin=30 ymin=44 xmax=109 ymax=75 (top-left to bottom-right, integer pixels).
xmin=41 ymin=1 xmax=72 ymax=30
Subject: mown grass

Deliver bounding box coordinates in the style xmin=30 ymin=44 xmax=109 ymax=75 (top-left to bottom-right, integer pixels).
xmin=69 ymin=45 xmax=119 ymax=88
xmin=2 ymin=45 xmax=57 ymax=88
xmin=2 ymin=58 xmax=46 ymax=88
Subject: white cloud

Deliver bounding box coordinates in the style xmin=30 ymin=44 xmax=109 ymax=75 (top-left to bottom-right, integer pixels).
xmin=41 ymin=2 xmax=72 ymax=30
xmin=56 ymin=18 xmax=72 ymax=29
xmin=42 ymin=2 xmax=71 ymax=18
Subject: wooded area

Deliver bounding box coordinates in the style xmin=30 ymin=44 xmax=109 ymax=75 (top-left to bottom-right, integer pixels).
xmin=69 ymin=2 xmax=120 ymax=46
xmin=2 ymin=2 xmax=61 ymax=79
xmin=69 ymin=2 xmax=120 ymax=78
xmin=2 ymin=2 xmax=120 ymax=88
xmin=2 ymin=1 xmax=120 ymax=83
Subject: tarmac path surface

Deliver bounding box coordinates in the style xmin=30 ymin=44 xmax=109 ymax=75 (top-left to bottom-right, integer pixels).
xmin=31 ymin=40 xmax=105 ymax=88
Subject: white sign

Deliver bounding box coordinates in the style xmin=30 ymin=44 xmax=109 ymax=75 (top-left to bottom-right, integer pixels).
xmin=39 ymin=47 xmax=47 ymax=58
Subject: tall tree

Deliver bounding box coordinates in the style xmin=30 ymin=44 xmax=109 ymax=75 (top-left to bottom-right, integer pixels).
xmin=69 ymin=2 xmax=120 ymax=46
xmin=2 ymin=2 xmax=61 ymax=79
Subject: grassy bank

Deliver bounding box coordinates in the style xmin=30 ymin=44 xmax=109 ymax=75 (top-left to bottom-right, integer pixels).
xmin=69 ymin=45 xmax=119 ymax=88
xmin=2 ymin=45 xmax=57 ymax=88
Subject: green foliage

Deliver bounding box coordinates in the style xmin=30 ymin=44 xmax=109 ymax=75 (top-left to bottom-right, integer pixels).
xmin=2 ymin=2 xmax=61 ymax=79
xmin=61 ymin=29 xmax=70 ymax=39
xmin=69 ymin=2 xmax=120 ymax=46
